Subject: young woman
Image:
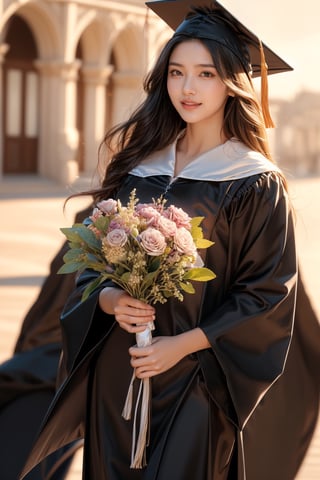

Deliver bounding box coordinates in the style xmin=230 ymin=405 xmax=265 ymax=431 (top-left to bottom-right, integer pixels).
xmin=21 ymin=2 xmax=319 ymax=479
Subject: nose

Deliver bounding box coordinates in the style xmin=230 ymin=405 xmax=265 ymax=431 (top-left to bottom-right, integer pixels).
xmin=182 ymin=75 xmax=196 ymax=95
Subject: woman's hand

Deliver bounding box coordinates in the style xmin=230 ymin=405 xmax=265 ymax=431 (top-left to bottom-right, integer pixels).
xmin=129 ymin=336 xmax=185 ymax=379
xmin=99 ymin=287 xmax=155 ymax=334
xmin=129 ymin=328 xmax=211 ymax=378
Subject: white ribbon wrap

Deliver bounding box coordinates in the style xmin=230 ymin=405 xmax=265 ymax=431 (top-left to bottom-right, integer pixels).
xmin=122 ymin=321 xmax=154 ymax=469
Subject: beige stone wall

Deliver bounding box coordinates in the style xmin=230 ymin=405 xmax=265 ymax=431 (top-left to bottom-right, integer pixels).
xmin=0 ymin=0 xmax=171 ymax=184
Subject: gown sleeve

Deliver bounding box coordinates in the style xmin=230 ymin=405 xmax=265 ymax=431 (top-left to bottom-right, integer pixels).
xmin=60 ymin=272 xmax=116 ymax=374
xmin=200 ymin=172 xmax=297 ymax=429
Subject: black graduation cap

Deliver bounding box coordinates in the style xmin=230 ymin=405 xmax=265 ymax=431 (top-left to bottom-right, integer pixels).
xmin=145 ymin=0 xmax=293 ymax=77
xmin=145 ymin=0 xmax=293 ymax=127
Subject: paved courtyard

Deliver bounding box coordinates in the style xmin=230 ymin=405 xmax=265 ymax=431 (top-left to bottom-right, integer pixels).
xmin=0 ymin=175 xmax=319 ymax=479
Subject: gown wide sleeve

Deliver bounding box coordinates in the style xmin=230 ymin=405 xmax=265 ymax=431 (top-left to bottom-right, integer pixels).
xmin=200 ymin=173 xmax=297 ymax=429
xmin=60 ymin=271 xmax=116 ymax=374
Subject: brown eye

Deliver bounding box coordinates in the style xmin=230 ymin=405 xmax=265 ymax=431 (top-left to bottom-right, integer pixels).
xmin=169 ymin=69 xmax=182 ymax=77
xmin=200 ymin=71 xmax=214 ymax=78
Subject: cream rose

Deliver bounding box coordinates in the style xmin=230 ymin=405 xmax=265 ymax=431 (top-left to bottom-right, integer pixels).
xmin=97 ymin=198 xmax=118 ymax=215
xmin=156 ymin=216 xmax=177 ymax=238
xmin=90 ymin=207 xmax=103 ymax=221
xmin=139 ymin=228 xmax=167 ymax=256
xmin=106 ymin=228 xmax=128 ymax=247
xmin=174 ymin=227 xmax=197 ymax=256
xmin=137 ymin=206 xmax=161 ymax=226
xmin=164 ymin=205 xmax=192 ymax=229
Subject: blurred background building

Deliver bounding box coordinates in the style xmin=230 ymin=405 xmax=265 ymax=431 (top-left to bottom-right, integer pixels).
xmin=0 ymin=0 xmax=172 ymax=185
xmin=274 ymin=92 xmax=320 ymax=176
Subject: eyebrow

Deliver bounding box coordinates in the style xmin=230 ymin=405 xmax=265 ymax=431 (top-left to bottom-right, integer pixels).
xmin=168 ymin=61 xmax=216 ymax=68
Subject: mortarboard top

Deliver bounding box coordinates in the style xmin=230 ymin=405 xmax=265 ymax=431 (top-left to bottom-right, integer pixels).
xmin=145 ymin=0 xmax=293 ymax=79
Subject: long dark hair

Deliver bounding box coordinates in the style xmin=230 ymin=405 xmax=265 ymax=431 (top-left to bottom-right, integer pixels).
xmin=76 ymin=32 xmax=275 ymax=203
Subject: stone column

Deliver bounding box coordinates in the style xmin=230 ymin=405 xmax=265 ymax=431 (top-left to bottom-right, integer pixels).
xmin=35 ymin=60 xmax=81 ymax=184
xmin=0 ymin=43 xmax=9 ymax=180
xmin=80 ymin=64 xmax=114 ymax=184
xmin=111 ymin=71 xmax=144 ymax=127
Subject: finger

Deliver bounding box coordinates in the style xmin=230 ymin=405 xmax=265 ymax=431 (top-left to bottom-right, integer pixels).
xmin=119 ymin=296 xmax=155 ymax=312
xmin=118 ymin=322 xmax=150 ymax=334
xmin=115 ymin=314 xmax=154 ymax=329
xmin=114 ymin=307 xmax=155 ymax=323
xmin=135 ymin=367 xmax=160 ymax=379
xmin=129 ymin=345 xmax=153 ymax=357
xmin=130 ymin=355 xmax=160 ymax=371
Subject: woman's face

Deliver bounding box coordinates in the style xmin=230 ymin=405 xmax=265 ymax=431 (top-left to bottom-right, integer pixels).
xmin=167 ymin=39 xmax=229 ymax=128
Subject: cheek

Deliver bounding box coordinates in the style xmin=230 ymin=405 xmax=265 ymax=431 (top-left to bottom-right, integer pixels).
xmin=209 ymin=84 xmax=229 ymax=103
xmin=167 ymin=79 xmax=178 ymax=102
xmin=167 ymin=77 xmax=174 ymax=91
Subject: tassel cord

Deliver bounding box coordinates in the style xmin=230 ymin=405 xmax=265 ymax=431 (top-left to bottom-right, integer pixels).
xmin=259 ymin=40 xmax=275 ymax=129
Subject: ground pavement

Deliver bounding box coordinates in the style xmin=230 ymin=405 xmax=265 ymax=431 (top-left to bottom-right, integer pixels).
xmin=0 ymin=175 xmax=319 ymax=479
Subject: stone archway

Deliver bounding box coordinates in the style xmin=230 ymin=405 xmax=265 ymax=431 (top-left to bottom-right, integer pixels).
xmin=111 ymin=24 xmax=145 ymax=127
xmin=2 ymin=14 xmax=39 ymax=173
xmin=0 ymin=1 xmax=61 ymax=178
xmin=73 ymin=15 xmax=115 ymax=179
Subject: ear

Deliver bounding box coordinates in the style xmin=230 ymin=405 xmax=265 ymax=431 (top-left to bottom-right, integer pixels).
xmin=228 ymin=91 xmax=235 ymax=97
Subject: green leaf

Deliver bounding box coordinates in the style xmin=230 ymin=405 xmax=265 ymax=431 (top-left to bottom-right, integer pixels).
xmin=60 ymin=227 xmax=83 ymax=243
xmin=81 ymin=276 xmax=106 ymax=302
xmin=143 ymin=270 xmax=159 ymax=288
xmin=75 ymin=226 xmax=101 ymax=250
xmin=190 ymin=217 xmax=204 ymax=241
xmin=163 ymin=290 xmax=173 ymax=298
xmin=68 ymin=241 xmax=83 ymax=249
xmin=57 ymin=262 xmax=86 ymax=274
xmin=195 ymin=238 xmax=214 ymax=249
xmin=190 ymin=217 xmax=204 ymax=228
xmin=191 ymin=225 xmax=203 ymax=240
xmin=85 ymin=262 xmax=108 ymax=273
xmin=93 ymin=216 xmax=110 ymax=233
xmin=179 ymin=281 xmax=195 ymax=294
xmin=183 ymin=267 xmax=216 ymax=282
xmin=121 ymin=272 xmax=131 ymax=283
xmin=149 ymin=257 xmax=161 ymax=272
xmin=63 ymin=248 xmax=84 ymax=262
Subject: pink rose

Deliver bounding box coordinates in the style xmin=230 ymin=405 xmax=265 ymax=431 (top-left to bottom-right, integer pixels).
xmin=174 ymin=227 xmax=197 ymax=256
xmin=156 ymin=215 xmax=177 ymax=238
xmin=97 ymin=199 xmax=118 ymax=215
xmin=139 ymin=228 xmax=167 ymax=256
xmin=137 ymin=206 xmax=161 ymax=226
xmin=106 ymin=228 xmax=128 ymax=247
xmin=109 ymin=217 xmax=126 ymax=231
xmin=90 ymin=207 xmax=103 ymax=221
xmin=88 ymin=225 xmax=102 ymax=238
xmin=135 ymin=203 xmax=151 ymax=212
xmin=164 ymin=205 xmax=192 ymax=229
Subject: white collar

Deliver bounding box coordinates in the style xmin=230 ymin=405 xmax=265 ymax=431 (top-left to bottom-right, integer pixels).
xmin=130 ymin=137 xmax=280 ymax=181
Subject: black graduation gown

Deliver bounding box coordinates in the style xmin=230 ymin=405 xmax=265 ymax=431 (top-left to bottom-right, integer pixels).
xmin=19 ymin=140 xmax=320 ymax=479
xmin=0 ymin=207 xmax=91 ymax=480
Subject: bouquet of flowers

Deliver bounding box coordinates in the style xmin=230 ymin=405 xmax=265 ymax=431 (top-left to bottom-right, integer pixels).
xmin=58 ymin=189 xmax=216 ymax=468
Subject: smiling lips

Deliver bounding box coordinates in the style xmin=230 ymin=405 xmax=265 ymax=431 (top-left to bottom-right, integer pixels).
xmin=181 ymin=99 xmax=201 ymax=109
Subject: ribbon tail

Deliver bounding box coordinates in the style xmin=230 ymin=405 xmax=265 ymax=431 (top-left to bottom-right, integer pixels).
xmin=122 ymin=370 xmax=136 ymax=420
xmin=123 ymin=323 xmax=154 ymax=469
xmin=130 ymin=378 xmax=150 ymax=469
